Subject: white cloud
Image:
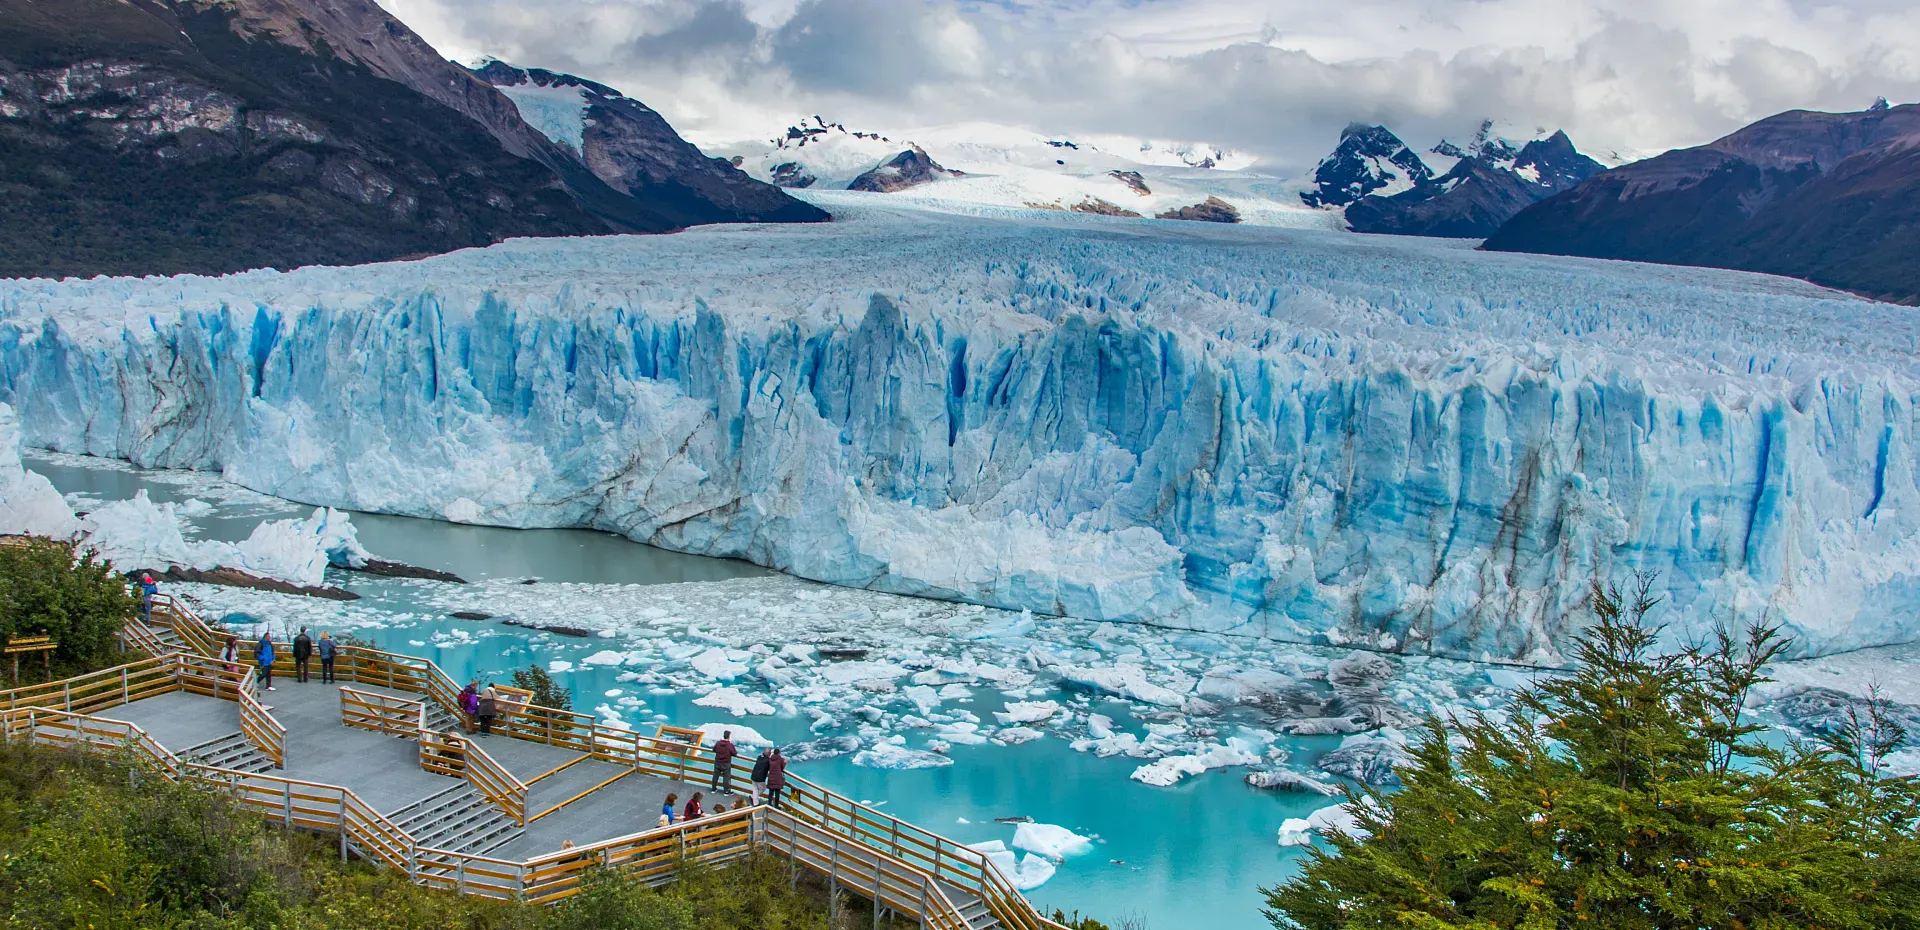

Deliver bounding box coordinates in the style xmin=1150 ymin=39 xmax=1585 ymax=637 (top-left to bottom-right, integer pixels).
xmin=374 ymin=0 xmax=1920 ymax=169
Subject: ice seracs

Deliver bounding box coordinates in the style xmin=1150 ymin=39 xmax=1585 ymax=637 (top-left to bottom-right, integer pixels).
xmin=6 ymin=197 xmax=1919 ymax=664
xmin=0 ymin=403 xmax=79 ymax=539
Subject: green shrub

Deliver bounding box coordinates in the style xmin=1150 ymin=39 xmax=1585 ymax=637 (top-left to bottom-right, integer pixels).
xmin=1263 ymin=577 xmax=1920 ymax=930
xmin=0 ymin=538 xmax=138 ymax=678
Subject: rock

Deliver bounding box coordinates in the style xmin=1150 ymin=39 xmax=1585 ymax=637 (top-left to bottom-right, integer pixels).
xmin=1155 ymin=197 xmax=1240 ymax=223
xmin=341 ymin=558 xmax=466 ymax=583
xmin=770 ymin=162 xmax=817 ymax=189
xmin=145 ymin=566 xmax=358 ymax=601
xmin=501 ymin=618 xmax=592 ymax=637
xmin=1070 ymin=198 xmax=1141 ymax=218
xmin=449 ymin=611 xmax=492 ymax=621
xmin=847 ymin=146 xmax=965 ymax=193
xmin=817 ymin=647 xmax=870 ymax=661
xmin=1108 ymin=170 xmax=1150 ymax=196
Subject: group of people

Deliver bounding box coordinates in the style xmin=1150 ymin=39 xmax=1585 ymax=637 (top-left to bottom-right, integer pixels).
xmin=455 ymin=679 xmax=503 ymax=734
xmin=654 ymin=732 xmax=789 ymax=830
xmin=221 ymin=626 xmax=337 ymax=692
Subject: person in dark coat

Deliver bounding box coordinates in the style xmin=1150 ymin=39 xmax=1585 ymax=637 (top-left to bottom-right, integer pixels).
xmin=476 ymin=683 xmax=498 ymax=735
xmin=750 ymin=748 xmax=772 ymax=806
xmin=710 ymin=730 xmax=738 ymax=794
xmin=766 ymin=748 xmax=788 ymax=810
xmin=316 ymin=632 xmax=337 ymax=683
xmin=256 ymin=632 xmax=276 ymax=691
xmin=292 ymin=627 xmax=313 ymax=683
xmin=684 ymin=791 xmax=704 ymax=821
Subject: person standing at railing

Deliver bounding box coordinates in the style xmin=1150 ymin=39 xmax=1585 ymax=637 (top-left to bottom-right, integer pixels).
xmin=476 ymin=683 xmax=498 ymax=735
xmin=221 ymin=635 xmax=241 ymax=676
xmin=292 ymin=627 xmax=313 ymax=683
xmin=317 ymin=632 xmax=337 ymax=684
xmin=710 ymin=730 xmax=738 ymax=795
xmin=767 ymin=747 xmax=788 ymax=810
xmin=750 ymin=748 xmax=771 ymax=806
xmin=256 ymin=632 xmax=277 ymax=692
xmin=458 ymin=679 xmax=479 ymax=732
xmin=137 ymin=573 xmax=159 ymax=623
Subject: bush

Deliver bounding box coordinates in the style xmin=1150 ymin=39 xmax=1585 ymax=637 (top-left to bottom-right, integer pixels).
xmin=509 ymin=664 xmax=573 ymax=712
xmin=0 ymin=538 xmax=138 ymax=678
xmin=1263 ymin=577 xmax=1920 ymax=930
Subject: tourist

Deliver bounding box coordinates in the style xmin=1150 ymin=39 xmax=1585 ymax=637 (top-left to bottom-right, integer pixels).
xmin=661 ymin=793 xmax=678 ymax=825
xmin=476 ymin=682 xmax=498 ymax=735
xmin=255 ymin=631 xmax=276 ymax=691
xmin=684 ymin=791 xmax=704 ymax=821
xmin=137 ymin=573 xmax=158 ymax=622
xmin=767 ymin=748 xmax=788 ymax=809
xmin=458 ymin=679 xmax=479 ymax=731
xmin=750 ymin=748 xmax=771 ymax=805
xmin=220 ymin=635 xmax=241 ymax=676
xmin=317 ymin=631 xmax=337 ymax=683
xmin=292 ymin=627 xmax=313 ymax=683
xmin=710 ymin=730 xmax=737 ymax=794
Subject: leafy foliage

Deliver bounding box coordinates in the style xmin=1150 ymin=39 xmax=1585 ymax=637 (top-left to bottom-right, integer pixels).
xmin=0 ymin=739 xmax=901 ymax=929
xmin=1265 ymin=576 xmax=1920 ymax=930
xmin=0 ymin=539 xmax=138 ymax=678
xmin=510 ymin=664 xmax=574 ymax=712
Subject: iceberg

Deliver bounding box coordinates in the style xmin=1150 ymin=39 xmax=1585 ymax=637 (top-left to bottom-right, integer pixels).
xmin=7 ymin=199 xmax=1920 ymax=661
xmin=1012 ymin=822 xmax=1094 ymax=860
xmin=0 ymin=403 xmax=80 ymax=539
xmin=968 ymin=840 xmax=1057 ymax=891
xmin=1129 ymin=738 xmax=1263 ymax=787
xmin=694 ymin=686 xmax=775 ymax=717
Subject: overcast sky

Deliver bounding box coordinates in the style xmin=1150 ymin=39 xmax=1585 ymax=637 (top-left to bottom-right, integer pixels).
xmin=377 ymin=0 xmax=1920 ymax=171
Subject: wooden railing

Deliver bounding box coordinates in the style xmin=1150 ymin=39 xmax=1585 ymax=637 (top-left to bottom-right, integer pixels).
xmin=0 ymin=654 xmax=177 ymax=713
xmin=120 ymin=599 xmax=1065 ymax=928
xmin=419 ymin=731 xmax=529 ymax=826
xmin=151 ymin=593 xmax=224 ymax=658
xmin=238 ymin=668 xmax=287 ymax=768
xmin=174 ymin=652 xmax=250 ymax=700
xmin=120 ymin=617 xmax=174 ymax=657
xmin=760 ymin=808 xmax=972 ymax=930
xmin=340 ymin=686 xmax=425 ymax=736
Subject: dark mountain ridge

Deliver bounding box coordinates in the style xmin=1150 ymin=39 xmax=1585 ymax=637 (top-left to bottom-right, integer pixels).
xmin=0 ymin=0 xmax=819 ymax=280
xmin=1484 ymin=103 xmax=1920 ymax=303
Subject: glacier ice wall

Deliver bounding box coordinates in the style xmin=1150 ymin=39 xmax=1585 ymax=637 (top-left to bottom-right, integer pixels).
xmin=4 ymin=198 xmax=1920 ymax=662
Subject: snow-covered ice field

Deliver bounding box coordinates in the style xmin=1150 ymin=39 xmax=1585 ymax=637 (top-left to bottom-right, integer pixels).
xmin=4 ymin=195 xmax=1919 ymax=668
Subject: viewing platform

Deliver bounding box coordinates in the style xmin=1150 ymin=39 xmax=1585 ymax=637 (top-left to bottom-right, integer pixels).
xmin=0 ymin=595 xmax=1057 ymax=930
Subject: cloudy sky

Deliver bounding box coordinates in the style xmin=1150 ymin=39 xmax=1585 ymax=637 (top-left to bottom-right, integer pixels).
xmin=378 ymin=0 xmax=1920 ymax=170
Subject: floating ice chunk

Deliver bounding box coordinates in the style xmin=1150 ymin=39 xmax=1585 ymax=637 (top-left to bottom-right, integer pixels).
xmin=1086 ymin=714 xmax=1114 ymax=739
xmin=1317 ymin=733 xmax=1414 ymax=786
xmin=904 ymin=685 xmax=942 ymax=715
xmin=995 ymin=726 xmax=1044 ymax=744
xmin=778 ymin=644 xmax=817 ymax=664
xmin=853 ymin=740 xmax=954 ymax=770
xmin=1052 ymin=663 xmax=1189 ymax=706
xmin=994 ymin=700 xmax=1060 ymax=725
xmin=695 ymin=686 xmax=775 ymax=717
xmin=1012 ymin=822 xmax=1093 ymax=860
xmin=967 ymin=841 xmax=1057 ymax=891
xmin=582 ymin=650 xmax=628 ymax=666
xmin=1128 ymin=738 xmax=1261 ymax=787
xmin=691 ymin=647 xmax=749 ymax=680
xmin=1197 ymin=667 xmax=1294 ymax=704
xmin=692 ymin=723 xmax=769 ymax=747
xmin=175 ymin=498 xmax=215 ymax=518
xmin=663 ymin=643 xmax=705 ymax=661
xmin=936 ymin=722 xmax=990 ymax=745
xmin=1070 ymin=732 xmax=1142 ymax=757
xmin=1305 ymin=802 xmax=1372 ymax=840
xmin=1276 ymin=818 xmax=1313 ymax=847
xmin=1245 ymin=769 xmax=1342 ymax=795
xmin=820 ymin=660 xmax=910 ymax=685
xmin=548 ymin=660 xmax=575 ymax=673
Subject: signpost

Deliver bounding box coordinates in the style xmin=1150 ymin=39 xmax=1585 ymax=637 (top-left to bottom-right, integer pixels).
xmin=4 ymin=633 xmax=57 ymax=686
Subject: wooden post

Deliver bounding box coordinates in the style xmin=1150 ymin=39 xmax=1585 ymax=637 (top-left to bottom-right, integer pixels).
xmin=828 ymin=837 xmax=843 ymax=920
xmin=120 ymin=667 xmax=129 ymax=705
xmin=339 ymin=797 xmax=349 ymax=862
xmin=282 ymin=782 xmax=293 ymax=827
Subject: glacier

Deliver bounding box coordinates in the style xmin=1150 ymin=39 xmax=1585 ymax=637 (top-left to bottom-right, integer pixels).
xmin=4 ymin=194 xmax=1920 ymax=662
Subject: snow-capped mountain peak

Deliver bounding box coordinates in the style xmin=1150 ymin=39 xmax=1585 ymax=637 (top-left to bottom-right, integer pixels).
xmin=1298 ymin=123 xmax=1433 ymax=209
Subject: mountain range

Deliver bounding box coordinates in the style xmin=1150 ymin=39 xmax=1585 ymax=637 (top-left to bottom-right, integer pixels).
xmin=0 ymin=0 xmax=819 ymax=279
xmin=1486 ymin=102 xmax=1920 ymax=304
xmin=1300 ymin=121 xmax=1607 ymax=238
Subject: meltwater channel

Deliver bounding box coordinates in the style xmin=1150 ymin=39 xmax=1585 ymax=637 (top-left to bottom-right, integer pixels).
xmin=31 ymin=451 xmax=1484 ymax=930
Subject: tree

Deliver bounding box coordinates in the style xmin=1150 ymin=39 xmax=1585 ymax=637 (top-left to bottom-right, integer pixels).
xmin=0 ymin=539 xmax=138 ymax=677
xmin=1264 ymin=576 xmax=1920 ymax=930
xmin=510 ymin=664 xmax=573 ymax=712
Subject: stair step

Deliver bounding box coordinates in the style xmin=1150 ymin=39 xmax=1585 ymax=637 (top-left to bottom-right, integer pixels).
xmin=182 ymin=731 xmax=275 ymax=774
xmin=391 ymin=787 xmax=522 ymax=855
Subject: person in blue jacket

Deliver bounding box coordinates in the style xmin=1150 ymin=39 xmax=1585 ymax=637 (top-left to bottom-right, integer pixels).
xmin=137 ymin=573 xmax=159 ymax=622
xmin=256 ymin=631 xmax=277 ymax=692
xmin=317 ymin=631 xmax=337 ymax=684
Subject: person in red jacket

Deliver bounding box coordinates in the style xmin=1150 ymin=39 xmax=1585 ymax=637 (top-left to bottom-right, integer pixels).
xmin=766 ymin=747 xmax=788 ymax=810
xmin=710 ymin=730 xmax=738 ymax=795
xmin=683 ymin=791 xmax=705 ymax=821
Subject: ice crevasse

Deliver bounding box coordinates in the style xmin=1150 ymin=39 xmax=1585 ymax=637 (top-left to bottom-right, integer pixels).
xmin=4 ymin=200 xmax=1920 ymax=662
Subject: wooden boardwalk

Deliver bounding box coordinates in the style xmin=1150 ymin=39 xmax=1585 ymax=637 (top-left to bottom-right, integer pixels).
xmin=0 ymin=596 xmax=1058 ymax=930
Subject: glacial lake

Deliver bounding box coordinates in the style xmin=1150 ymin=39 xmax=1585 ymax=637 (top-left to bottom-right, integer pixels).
xmin=33 ymin=451 xmax=1464 ymax=930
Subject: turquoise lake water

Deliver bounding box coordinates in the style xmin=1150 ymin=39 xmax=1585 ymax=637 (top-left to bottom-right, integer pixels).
xmin=32 ymin=452 xmax=1412 ymax=930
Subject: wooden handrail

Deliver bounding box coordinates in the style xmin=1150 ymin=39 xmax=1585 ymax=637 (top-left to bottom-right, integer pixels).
xmin=238 ymin=668 xmax=287 ymax=768
xmin=432 ymin=732 xmax=529 ymax=826
xmin=339 ymin=686 xmax=424 ymax=736
xmin=85 ymin=602 xmax=1066 ymax=927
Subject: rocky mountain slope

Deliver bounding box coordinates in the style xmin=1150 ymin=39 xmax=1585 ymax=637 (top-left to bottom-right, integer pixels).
xmin=0 ymin=0 xmax=818 ymax=280
xmin=1301 ymin=121 xmax=1604 ymax=238
xmin=469 ymin=62 xmax=824 ymax=224
xmin=1485 ymin=102 xmax=1920 ymax=303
